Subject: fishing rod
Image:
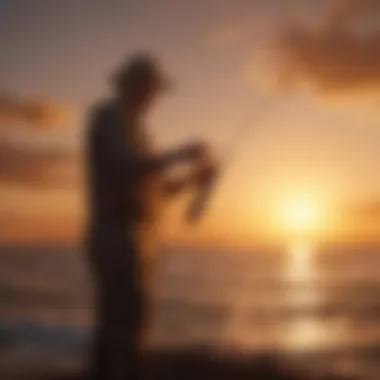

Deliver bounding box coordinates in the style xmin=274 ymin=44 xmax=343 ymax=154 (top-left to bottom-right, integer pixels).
xmin=186 ymin=98 xmax=279 ymax=224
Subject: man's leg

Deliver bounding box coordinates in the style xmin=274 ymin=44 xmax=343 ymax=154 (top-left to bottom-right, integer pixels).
xmin=90 ymin=287 xmax=109 ymax=380
xmin=104 ymin=276 xmax=144 ymax=380
xmin=89 ymin=233 xmax=149 ymax=380
xmin=87 ymin=236 xmax=110 ymax=380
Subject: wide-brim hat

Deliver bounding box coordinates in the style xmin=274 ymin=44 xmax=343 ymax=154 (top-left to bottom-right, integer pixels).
xmin=111 ymin=53 xmax=173 ymax=92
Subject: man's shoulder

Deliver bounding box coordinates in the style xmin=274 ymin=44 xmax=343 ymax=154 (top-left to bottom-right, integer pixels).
xmin=89 ymin=98 xmax=118 ymax=121
xmin=86 ymin=99 xmax=120 ymax=145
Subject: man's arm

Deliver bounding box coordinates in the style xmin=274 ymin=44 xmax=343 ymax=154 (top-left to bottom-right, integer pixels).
xmin=162 ymin=175 xmax=195 ymax=197
xmin=162 ymin=164 xmax=218 ymax=198
xmin=90 ymin=107 xmax=202 ymax=180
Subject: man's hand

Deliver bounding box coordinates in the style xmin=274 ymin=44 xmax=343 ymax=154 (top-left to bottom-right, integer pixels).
xmin=177 ymin=140 xmax=219 ymax=181
xmin=191 ymin=142 xmax=219 ymax=185
xmin=177 ymin=141 xmax=211 ymax=162
xmin=186 ymin=161 xmax=219 ymax=224
xmin=162 ymin=144 xmax=219 ymax=197
xmin=163 ymin=162 xmax=219 ymax=197
xmin=193 ymin=160 xmax=219 ymax=186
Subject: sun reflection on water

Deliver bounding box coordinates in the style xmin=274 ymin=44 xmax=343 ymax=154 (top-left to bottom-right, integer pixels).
xmin=283 ymin=241 xmax=328 ymax=351
xmin=282 ymin=241 xmax=347 ymax=352
xmin=285 ymin=241 xmax=315 ymax=283
xmin=217 ymin=241 xmax=346 ymax=353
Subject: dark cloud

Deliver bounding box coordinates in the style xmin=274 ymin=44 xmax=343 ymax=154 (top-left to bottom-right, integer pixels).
xmin=0 ymin=89 xmax=79 ymax=187
xmin=0 ymin=138 xmax=80 ymax=187
xmin=272 ymin=0 xmax=380 ymax=95
xmin=0 ymin=91 xmax=73 ymax=129
xmin=324 ymin=0 xmax=380 ymax=32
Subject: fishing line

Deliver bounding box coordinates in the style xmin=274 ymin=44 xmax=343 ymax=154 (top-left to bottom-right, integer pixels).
xmin=186 ymin=96 xmax=281 ymax=224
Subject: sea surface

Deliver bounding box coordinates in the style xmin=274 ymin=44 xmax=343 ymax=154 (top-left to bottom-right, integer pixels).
xmin=1 ymin=243 xmax=380 ymax=378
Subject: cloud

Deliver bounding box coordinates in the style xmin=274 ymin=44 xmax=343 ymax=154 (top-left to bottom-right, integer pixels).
xmin=208 ymin=3 xmax=286 ymax=52
xmin=0 ymin=123 xmax=81 ymax=243
xmin=323 ymin=0 xmax=380 ymax=32
xmin=0 ymin=137 xmax=80 ymax=187
xmin=269 ymin=0 xmax=380 ymax=95
xmin=343 ymin=200 xmax=380 ymax=220
xmin=0 ymin=91 xmax=73 ymax=129
xmin=0 ymin=89 xmax=79 ymax=187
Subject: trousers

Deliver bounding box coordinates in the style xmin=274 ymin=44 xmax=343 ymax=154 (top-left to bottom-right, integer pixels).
xmin=86 ymin=226 xmax=152 ymax=380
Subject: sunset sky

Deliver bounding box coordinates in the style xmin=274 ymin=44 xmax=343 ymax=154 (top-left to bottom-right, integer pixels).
xmin=1 ymin=0 xmax=380 ymax=247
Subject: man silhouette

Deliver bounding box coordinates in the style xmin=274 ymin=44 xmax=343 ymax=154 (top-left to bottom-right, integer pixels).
xmin=85 ymin=53 xmax=216 ymax=380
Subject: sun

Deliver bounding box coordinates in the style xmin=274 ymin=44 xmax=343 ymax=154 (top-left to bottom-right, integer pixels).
xmin=284 ymin=202 xmax=317 ymax=230
xmin=279 ymin=197 xmax=323 ymax=234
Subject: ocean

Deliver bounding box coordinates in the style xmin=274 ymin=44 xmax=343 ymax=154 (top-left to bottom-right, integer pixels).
xmin=1 ymin=243 xmax=380 ymax=378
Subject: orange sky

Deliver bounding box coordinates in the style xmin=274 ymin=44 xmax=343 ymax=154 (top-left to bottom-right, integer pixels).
xmin=1 ymin=0 xmax=380 ymax=247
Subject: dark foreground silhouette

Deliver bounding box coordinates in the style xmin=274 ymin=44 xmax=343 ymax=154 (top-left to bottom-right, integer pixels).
xmin=9 ymin=349 xmax=362 ymax=380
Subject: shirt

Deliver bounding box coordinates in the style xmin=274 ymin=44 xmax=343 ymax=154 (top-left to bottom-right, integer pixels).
xmin=85 ymin=99 xmax=164 ymax=234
